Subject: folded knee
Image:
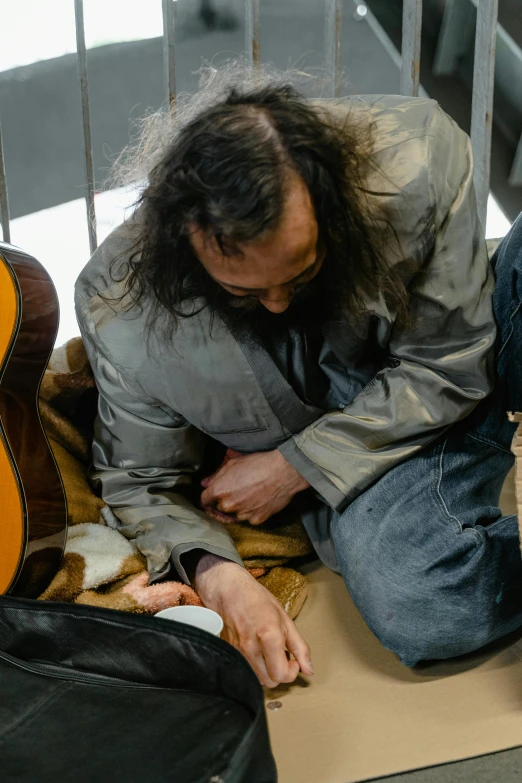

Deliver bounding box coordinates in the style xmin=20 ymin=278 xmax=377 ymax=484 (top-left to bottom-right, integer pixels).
xmin=358 ymin=587 xmax=482 ymax=667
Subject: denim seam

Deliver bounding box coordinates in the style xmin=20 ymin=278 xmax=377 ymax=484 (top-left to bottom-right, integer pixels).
xmin=497 ymin=301 xmax=521 ymax=360
xmin=434 ymin=440 xmax=463 ymax=535
xmin=434 ymin=440 xmax=484 ymax=544
xmin=467 ymin=431 xmax=514 ymax=456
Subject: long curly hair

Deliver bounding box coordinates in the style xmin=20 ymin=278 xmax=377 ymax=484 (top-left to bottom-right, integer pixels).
xmin=106 ymin=61 xmax=409 ymax=337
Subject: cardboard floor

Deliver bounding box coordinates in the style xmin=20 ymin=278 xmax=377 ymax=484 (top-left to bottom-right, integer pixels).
xmin=266 ymin=469 xmax=522 ymax=783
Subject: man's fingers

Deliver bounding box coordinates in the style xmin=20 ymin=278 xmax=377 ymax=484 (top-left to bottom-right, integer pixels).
xmin=258 ymin=629 xmax=300 ymax=686
xmin=248 ymin=514 xmax=268 ymax=526
xmin=248 ymin=649 xmax=297 ymax=689
xmin=223 ymin=629 xmax=274 ymax=688
xmin=218 ymin=497 xmax=237 ymax=514
xmin=200 ymin=488 xmax=211 ymax=506
xmin=285 ymin=619 xmax=314 ymax=676
xmin=200 ymin=486 xmax=239 ymax=519
xmin=201 ymin=505 xmax=237 ymax=524
xmin=201 ymin=480 xmax=235 ymax=513
xmin=227 ymin=636 xmax=278 ymax=689
xmin=200 ymin=485 xmax=219 ymax=506
xmin=242 ymin=647 xmax=278 ymax=688
xmin=200 ymin=461 xmax=230 ymax=490
xmin=200 ymin=469 xmax=221 ymax=489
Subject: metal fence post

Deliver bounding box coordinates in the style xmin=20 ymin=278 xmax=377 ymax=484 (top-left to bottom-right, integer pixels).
xmin=325 ymin=0 xmax=342 ymax=99
xmin=470 ymin=0 xmax=499 ymax=230
xmin=0 ymin=116 xmax=10 ymax=244
xmin=245 ymin=0 xmax=260 ymax=70
xmin=400 ymin=0 xmax=423 ymax=97
xmin=74 ymin=0 xmax=97 ymax=255
xmin=163 ymin=0 xmax=177 ymax=107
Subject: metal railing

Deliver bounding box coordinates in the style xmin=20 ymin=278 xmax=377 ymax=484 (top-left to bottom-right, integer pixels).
xmin=470 ymin=0 xmax=498 ymax=235
xmin=74 ymin=0 xmax=97 ymax=256
xmin=0 ymin=112 xmax=10 ymax=244
xmin=0 ymin=0 xmax=501 ymax=248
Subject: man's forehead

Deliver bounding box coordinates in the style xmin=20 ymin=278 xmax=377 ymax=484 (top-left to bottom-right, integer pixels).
xmin=215 ymin=252 xmax=320 ymax=292
xmin=215 ymin=233 xmax=318 ymax=290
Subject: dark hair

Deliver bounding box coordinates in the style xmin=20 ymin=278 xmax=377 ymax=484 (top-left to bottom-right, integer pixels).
xmin=110 ymin=81 xmax=410 ymax=335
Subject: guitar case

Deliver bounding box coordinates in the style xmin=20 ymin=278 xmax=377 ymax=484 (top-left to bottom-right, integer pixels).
xmin=0 ymin=595 xmax=277 ymax=783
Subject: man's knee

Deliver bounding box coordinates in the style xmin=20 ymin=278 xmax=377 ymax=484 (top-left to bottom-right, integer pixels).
xmin=351 ymin=579 xmax=483 ymax=667
xmin=375 ymin=616 xmax=469 ymax=668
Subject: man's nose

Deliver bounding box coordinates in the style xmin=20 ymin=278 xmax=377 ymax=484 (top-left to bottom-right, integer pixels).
xmin=259 ymin=289 xmax=292 ymax=313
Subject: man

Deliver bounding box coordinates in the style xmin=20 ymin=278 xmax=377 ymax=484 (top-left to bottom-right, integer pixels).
xmin=76 ymin=72 xmax=522 ymax=688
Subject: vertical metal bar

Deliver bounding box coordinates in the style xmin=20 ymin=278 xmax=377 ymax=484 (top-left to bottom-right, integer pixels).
xmin=74 ymin=0 xmax=97 ymax=255
xmin=325 ymin=0 xmax=342 ymax=99
xmin=0 ymin=116 xmax=10 ymax=244
xmin=470 ymin=0 xmax=498 ymax=230
xmin=351 ymin=0 xmax=429 ymax=97
xmin=400 ymin=0 xmax=422 ymax=97
xmin=162 ymin=0 xmax=176 ymax=107
xmin=245 ymin=0 xmax=260 ymax=70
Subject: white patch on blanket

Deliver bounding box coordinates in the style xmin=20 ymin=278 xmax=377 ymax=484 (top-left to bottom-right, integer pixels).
xmin=65 ymin=523 xmax=135 ymax=589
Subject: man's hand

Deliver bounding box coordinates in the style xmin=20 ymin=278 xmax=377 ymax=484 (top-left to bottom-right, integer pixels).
xmin=193 ymin=553 xmax=314 ymax=688
xmin=200 ymin=449 xmax=309 ymax=526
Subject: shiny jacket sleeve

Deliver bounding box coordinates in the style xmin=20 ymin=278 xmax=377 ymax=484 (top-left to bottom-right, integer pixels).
xmin=76 ymin=314 xmax=245 ymax=585
xmin=279 ymin=106 xmax=496 ymax=511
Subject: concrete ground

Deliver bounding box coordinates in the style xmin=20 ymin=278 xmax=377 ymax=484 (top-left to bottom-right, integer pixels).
xmin=373 ymin=748 xmax=522 ymax=783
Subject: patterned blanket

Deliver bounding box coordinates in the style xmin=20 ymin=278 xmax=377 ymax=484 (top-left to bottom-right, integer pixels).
xmin=38 ymin=338 xmax=313 ymax=619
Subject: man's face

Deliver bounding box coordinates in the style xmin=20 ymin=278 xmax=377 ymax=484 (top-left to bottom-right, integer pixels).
xmin=188 ymin=175 xmax=323 ymax=315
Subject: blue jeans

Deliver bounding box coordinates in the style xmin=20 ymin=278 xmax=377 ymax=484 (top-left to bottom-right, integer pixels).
xmin=326 ymin=215 xmax=522 ymax=667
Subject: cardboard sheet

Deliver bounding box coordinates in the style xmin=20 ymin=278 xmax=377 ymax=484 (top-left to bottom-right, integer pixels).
xmin=266 ymin=469 xmax=522 ymax=783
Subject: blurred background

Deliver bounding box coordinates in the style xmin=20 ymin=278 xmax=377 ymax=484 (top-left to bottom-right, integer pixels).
xmin=0 ymin=0 xmax=520 ymax=345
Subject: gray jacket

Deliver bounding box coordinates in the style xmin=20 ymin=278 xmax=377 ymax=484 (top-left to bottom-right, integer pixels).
xmin=75 ymin=95 xmax=496 ymax=584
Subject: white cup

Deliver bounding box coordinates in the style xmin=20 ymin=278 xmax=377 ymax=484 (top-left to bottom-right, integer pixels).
xmin=154 ymin=605 xmax=224 ymax=637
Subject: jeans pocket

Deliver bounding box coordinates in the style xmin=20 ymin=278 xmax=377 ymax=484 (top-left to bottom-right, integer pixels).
xmin=432 ymin=435 xmax=512 ymax=539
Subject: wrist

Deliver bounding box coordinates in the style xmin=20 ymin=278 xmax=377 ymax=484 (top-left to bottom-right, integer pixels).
xmin=275 ymin=448 xmax=310 ymax=495
xmin=192 ymin=551 xmax=246 ymax=596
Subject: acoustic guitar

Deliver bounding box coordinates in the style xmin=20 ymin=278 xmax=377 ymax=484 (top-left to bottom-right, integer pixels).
xmin=0 ymin=241 xmax=67 ymax=597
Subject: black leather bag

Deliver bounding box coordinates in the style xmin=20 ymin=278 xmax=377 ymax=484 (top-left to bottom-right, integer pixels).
xmin=0 ymin=596 xmax=277 ymax=782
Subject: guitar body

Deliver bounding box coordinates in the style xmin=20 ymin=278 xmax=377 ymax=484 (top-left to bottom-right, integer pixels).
xmin=0 ymin=242 xmax=67 ymax=597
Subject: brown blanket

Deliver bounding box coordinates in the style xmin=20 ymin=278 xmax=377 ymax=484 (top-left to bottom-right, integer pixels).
xmin=37 ymin=338 xmax=313 ymax=618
